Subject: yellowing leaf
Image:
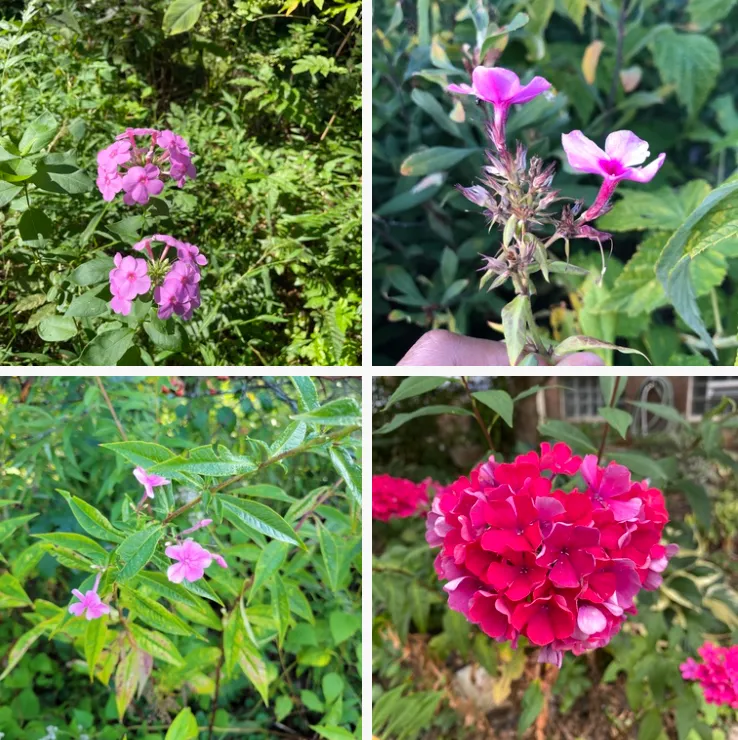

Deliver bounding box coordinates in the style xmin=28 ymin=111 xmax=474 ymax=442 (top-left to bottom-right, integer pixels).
xmin=582 ymin=40 xmax=604 ymax=84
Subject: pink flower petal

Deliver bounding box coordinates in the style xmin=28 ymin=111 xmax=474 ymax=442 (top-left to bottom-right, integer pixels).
xmin=604 ymin=130 xmax=650 ymax=166
xmin=561 ymin=130 xmax=608 ymax=176
xmin=471 ymin=66 xmax=520 ymax=104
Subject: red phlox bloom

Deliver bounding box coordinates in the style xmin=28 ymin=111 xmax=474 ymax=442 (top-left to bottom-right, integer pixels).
xmin=681 ymin=643 xmax=738 ymax=709
xmin=426 ymin=444 xmax=677 ymax=665
xmin=372 ymin=474 xmax=431 ymax=522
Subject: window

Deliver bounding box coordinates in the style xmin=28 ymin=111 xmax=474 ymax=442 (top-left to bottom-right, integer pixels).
xmin=560 ymin=377 xmax=604 ymax=421
xmin=689 ymin=377 xmax=738 ymax=417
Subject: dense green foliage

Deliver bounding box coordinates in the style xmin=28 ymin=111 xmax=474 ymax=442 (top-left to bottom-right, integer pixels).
xmin=373 ymin=0 xmax=738 ymax=365
xmin=372 ymin=376 xmax=738 ymax=739
xmin=1 ymin=0 xmax=361 ymax=366
xmin=0 ymin=376 xmax=362 ymax=739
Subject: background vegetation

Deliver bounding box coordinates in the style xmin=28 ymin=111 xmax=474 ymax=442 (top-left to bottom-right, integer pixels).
xmin=0 ymin=375 xmax=362 ymax=739
xmin=372 ymin=376 xmax=738 ymax=739
xmin=373 ymin=0 xmax=738 ymax=365
xmin=1 ymin=0 xmax=361 ymax=366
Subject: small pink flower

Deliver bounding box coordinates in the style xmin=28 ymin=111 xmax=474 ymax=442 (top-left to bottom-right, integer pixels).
xmin=165 ymin=539 xmax=213 ymax=583
xmin=97 ymin=140 xmax=131 ymax=171
xmin=69 ymin=574 xmax=110 ymax=620
xmin=133 ymin=466 xmax=170 ymax=499
xmin=121 ymin=164 xmax=164 ymax=205
xmin=561 ymin=130 xmax=666 ymax=221
xmin=176 ymin=241 xmax=207 ymax=266
xmin=109 ymin=254 xmax=151 ymax=315
xmin=96 ymin=168 xmax=123 ymax=202
xmin=154 ymin=263 xmax=201 ymax=321
xmin=212 ymin=553 xmax=228 ymax=569
xmin=448 ymin=66 xmax=551 ymax=149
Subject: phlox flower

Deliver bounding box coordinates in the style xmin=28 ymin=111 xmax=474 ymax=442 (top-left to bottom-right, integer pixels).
xmin=68 ymin=573 xmax=109 ymax=620
xmin=448 ymin=66 xmax=551 ymax=149
xmin=562 ymin=130 xmax=665 ymax=221
xmin=681 ymin=643 xmax=738 ymax=709
xmin=372 ymin=474 xmax=432 ymax=521
xmin=426 ymin=444 xmax=676 ymax=666
xmin=133 ymin=466 xmax=170 ymax=499
xmin=165 ymin=538 xmax=227 ymax=583
xmin=109 ymin=253 xmax=151 ymax=316
xmin=122 ymin=164 xmax=164 ymax=205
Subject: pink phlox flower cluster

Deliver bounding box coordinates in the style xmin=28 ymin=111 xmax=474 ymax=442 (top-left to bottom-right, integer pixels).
xmin=96 ymin=128 xmax=196 ymax=205
xmin=109 ymin=254 xmax=151 ymax=316
xmin=372 ymin=474 xmax=434 ymax=521
xmin=133 ymin=466 xmax=170 ymax=499
xmin=109 ymin=234 xmax=205 ymax=320
xmin=426 ymin=443 xmax=677 ymax=667
xmin=68 ymin=573 xmax=110 ymax=620
xmin=681 ymin=643 xmax=738 ymax=708
xmin=165 ymin=538 xmax=228 ymax=584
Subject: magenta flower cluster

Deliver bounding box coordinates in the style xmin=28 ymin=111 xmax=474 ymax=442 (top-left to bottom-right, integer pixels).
xmin=426 ymin=444 xmax=677 ymax=667
xmin=108 ymin=234 xmax=206 ymax=320
xmin=96 ymin=128 xmax=196 ymax=205
xmin=681 ymin=643 xmax=738 ymax=708
xmin=68 ymin=467 xmax=228 ymax=621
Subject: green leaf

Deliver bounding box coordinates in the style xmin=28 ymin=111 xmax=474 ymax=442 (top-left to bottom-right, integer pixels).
xmin=219 ymin=495 xmax=304 ymax=548
xmin=84 ymin=615 xmax=109 ymax=681
xmin=399 ymin=147 xmax=479 ymax=176
xmin=34 ymin=532 xmax=109 ymax=564
xmin=0 ymin=514 xmax=38 ymax=545
xmin=107 ymin=215 xmax=145 ymax=244
xmin=472 ymin=390 xmax=514 ymax=427
xmin=680 ymin=480 xmax=712 ymax=528
xmin=19 ymin=111 xmax=58 ymax=154
xmin=119 ymin=585 xmax=199 ymax=637
xmin=293 ymin=397 xmax=360 ymax=426
xmin=651 ymin=28 xmax=720 ymax=117
xmin=151 ymin=445 xmax=256 ymax=477
xmin=605 ymin=450 xmax=667 ymax=484
xmin=687 ymin=0 xmax=738 ymax=30
xmin=538 ymin=420 xmax=597 ymax=454
xmin=38 ymin=316 xmax=78 ymax=342
xmin=69 ymin=256 xmax=115 ymax=286
xmin=318 ymin=524 xmax=342 ymax=593
xmin=250 ymin=540 xmax=289 ymax=602
xmin=80 ymin=328 xmax=136 ymax=365
xmin=502 ymin=294 xmax=529 ymax=365
xmin=0 ymin=616 xmax=60 ymax=681
xmin=165 ymin=707 xmax=199 ymax=740
xmin=115 ymin=525 xmax=163 ymax=581
xmin=268 ymin=421 xmax=306 ymax=457
xmin=275 ymin=695 xmax=293 ymax=722
xmin=58 ymin=491 xmax=122 ymax=542
xmin=163 ymin=0 xmax=204 ymax=35
xmin=290 ymin=376 xmax=319 ymax=411
xmin=385 ymin=376 xmax=449 ymax=408
xmin=66 ymin=291 xmax=108 ymax=319
xmin=144 ymin=318 xmax=184 ymax=352
xmin=329 ymin=447 xmax=362 ymax=505
xmin=518 ymin=680 xmax=544 ymax=736
xmin=310 ymin=727 xmax=355 ymax=740
xmin=101 ymin=441 xmax=177 ymax=469
xmin=558 ymin=0 xmax=586 ymax=29
xmin=638 ymin=709 xmax=664 ymax=740
xmin=19 ymin=207 xmax=53 ymax=245
xmin=375 ymin=174 xmax=445 ymax=216
xmin=32 ymin=167 xmax=94 ymax=195
xmin=231 ymin=484 xmax=294 ymax=503
xmin=598 ymin=181 xmax=712 ymax=233
xmin=374 ymin=404 xmax=473 ymax=435
xmin=480 ymin=12 xmax=529 ymax=56
xmin=411 ymin=90 xmax=463 ymax=138
xmin=627 ymin=400 xmax=690 ymax=427
xmin=329 ymin=610 xmax=361 ymax=645
xmin=271 ymin=576 xmax=290 ymax=648
xmin=0 ymin=572 xmax=32 ymax=608
xmin=0 ymin=181 xmax=22 ymax=208
xmin=598 ymin=407 xmax=633 ymax=439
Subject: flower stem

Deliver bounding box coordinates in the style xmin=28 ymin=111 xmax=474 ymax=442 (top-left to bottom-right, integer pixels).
xmin=461 ymin=376 xmax=495 ymax=452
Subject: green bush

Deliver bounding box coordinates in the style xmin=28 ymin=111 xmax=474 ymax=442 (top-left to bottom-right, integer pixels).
xmin=0 ymin=376 xmax=362 ymax=739
xmin=1 ymin=0 xmax=361 ymax=366
xmin=373 ymin=0 xmax=738 ymax=365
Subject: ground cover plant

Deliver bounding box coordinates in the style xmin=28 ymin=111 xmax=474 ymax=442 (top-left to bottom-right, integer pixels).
xmin=373 ymin=0 xmax=738 ymax=365
xmin=1 ymin=0 xmax=361 ymax=366
xmin=0 ymin=375 xmax=362 ymax=739
xmin=372 ymin=376 xmax=738 ymax=739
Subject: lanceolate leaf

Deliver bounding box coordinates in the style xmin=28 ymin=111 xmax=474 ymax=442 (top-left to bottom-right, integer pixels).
xmin=116 ymin=525 xmax=163 ymax=581
xmin=57 ymin=491 xmax=122 ymax=542
xmin=165 ymin=707 xmax=199 ymax=740
xmin=219 ymin=495 xmax=304 ymax=548
xmin=120 ymin=585 xmax=200 ymax=638
xmin=329 ymin=447 xmax=361 ymax=505
xmin=293 ymin=397 xmax=360 ymax=427
xmin=162 ymin=0 xmax=204 ymax=35
xmin=0 ymin=615 xmax=61 ymax=681
xmin=130 ymin=625 xmax=184 ymax=667
xmin=84 ymin=615 xmax=109 ymax=681
xmin=0 ymin=514 xmax=38 ymax=545
xmin=101 ymin=441 xmax=177 ymax=469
